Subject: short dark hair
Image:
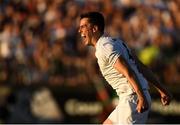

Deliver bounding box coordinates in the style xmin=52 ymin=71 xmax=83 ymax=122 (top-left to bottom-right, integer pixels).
xmin=80 ymin=11 xmax=105 ymax=34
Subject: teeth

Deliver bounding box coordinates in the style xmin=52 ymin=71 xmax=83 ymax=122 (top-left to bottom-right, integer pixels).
xmin=81 ymin=34 xmax=85 ymax=37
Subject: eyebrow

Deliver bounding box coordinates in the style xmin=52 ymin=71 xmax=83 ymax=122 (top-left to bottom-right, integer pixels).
xmin=79 ymin=23 xmax=91 ymax=28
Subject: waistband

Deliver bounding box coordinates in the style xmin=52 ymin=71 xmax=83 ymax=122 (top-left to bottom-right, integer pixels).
xmin=118 ymin=89 xmax=149 ymax=98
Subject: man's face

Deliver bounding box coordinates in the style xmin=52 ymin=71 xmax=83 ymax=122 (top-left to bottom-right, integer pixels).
xmin=79 ymin=18 xmax=94 ymax=46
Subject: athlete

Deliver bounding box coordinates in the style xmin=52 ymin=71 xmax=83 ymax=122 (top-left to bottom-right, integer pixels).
xmin=78 ymin=11 xmax=172 ymax=124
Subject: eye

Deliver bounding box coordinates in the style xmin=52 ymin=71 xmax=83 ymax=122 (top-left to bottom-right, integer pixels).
xmin=79 ymin=24 xmax=87 ymax=30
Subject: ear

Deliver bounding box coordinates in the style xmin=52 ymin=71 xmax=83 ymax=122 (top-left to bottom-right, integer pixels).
xmin=92 ymin=25 xmax=98 ymax=33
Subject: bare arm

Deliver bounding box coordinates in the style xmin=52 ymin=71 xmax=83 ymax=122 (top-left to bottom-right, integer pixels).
xmin=132 ymin=52 xmax=172 ymax=105
xmin=114 ymin=55 xmax=149 ymax=113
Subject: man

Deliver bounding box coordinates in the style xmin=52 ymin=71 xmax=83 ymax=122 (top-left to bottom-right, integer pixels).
xmin=78 ymin=11 xmax=172 ymax=124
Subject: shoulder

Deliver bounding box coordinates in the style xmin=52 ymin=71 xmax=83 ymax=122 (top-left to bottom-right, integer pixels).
xmin=97 ymin=36 xmax=117 ymax=51
xmin=103 ymin=37 xmax=124 ymax=53
xmin=96 ymin=37 xmax=124 ymax=58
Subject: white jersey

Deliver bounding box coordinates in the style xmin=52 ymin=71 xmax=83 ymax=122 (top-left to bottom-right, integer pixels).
xmin=95 ymin=35 xmax=149 ymax=96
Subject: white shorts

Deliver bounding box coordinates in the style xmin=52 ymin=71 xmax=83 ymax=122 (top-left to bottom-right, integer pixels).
xmin=108 ymin=90 xmax=151 ymax=124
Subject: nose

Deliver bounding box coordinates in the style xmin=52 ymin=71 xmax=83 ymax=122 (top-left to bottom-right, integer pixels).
xmin=78 ymin=27 xmax=81 ymax=33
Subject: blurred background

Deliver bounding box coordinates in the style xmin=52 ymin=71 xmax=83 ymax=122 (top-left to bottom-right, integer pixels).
xmin=0 ymin=0 xmax=179 ymax=124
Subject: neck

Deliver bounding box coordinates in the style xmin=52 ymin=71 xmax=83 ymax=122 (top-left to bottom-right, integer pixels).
xmin=91 ymin=33 xmax=103 ymax=47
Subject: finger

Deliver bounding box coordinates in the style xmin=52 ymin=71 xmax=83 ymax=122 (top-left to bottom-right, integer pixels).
xmin=164 ymin=100 xmax=170 ymax=105
xmin=162 ymin=98 xmax=170 ymax=106
xmin=161 ymin=99 xmax=166 ymax=105
xmin=137 ymin=107 xmax=147 ymax=113
xmin=136 ymin=107 xmax=140 ymax=113
xmin=136 ymin=106 xmax=142 ymax=113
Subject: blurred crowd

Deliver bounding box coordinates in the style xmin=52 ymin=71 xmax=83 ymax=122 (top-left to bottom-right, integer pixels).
xmin=0 ymin=0 xmax=179 ymax=86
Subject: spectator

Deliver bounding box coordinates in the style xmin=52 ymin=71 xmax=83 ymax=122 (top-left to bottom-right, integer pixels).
xmin=0 ymin=0 xmax=178 ymax=95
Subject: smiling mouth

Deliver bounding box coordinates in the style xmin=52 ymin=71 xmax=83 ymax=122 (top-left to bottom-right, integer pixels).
xmin=81 ymin=34 xmax=86 ymax=42
xmin=81 ymin=34 xmax=86 ymax=38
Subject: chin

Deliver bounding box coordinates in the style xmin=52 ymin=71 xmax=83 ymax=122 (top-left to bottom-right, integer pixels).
xmin=84 ymin=40 xmax=90 ymax=46
xmin=86 ymin=42 xmax=92 ymax=46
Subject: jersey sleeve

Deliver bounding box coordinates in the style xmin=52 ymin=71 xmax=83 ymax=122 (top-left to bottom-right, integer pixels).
xmin=102 ymin=41 xmax=122 ymax=66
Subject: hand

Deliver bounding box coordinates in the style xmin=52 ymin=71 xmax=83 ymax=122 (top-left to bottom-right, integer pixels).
xmin=160 ymin=91 xmax=172 ymax=106
xmin=136 ymin=97 xmax=149 ymax=113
